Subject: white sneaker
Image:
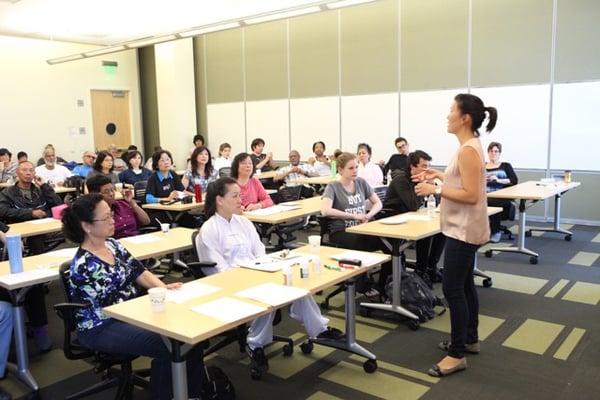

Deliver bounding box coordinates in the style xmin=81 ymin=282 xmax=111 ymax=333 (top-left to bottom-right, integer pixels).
xmin=490 ymin=232 xmax=502 ymax=243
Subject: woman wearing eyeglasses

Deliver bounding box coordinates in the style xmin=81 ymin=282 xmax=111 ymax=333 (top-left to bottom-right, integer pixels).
xmin=61 ymin=194 xmax=204 ymax=400
xmin=485 ymin=142 xmax=518 ymax=242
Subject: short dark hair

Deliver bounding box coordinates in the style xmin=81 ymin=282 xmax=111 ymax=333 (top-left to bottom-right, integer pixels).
xmin=61 ymin=194 xmax=104 ymax=243
xmin=124 ymin=150 xmax=144 ymax=169
xmin=357 ymin=143 xmax=372 ymax=156
xmin=487 ymin=142 xmax=502 ymax=153
xmin=204 ymin=177 xmax=238 ymax=218
xmin=93 ymin=151 xmax=114 ymax=173
xmin=250 ymin=138 xmax=265 ymax=150
xmin=230 ymin=152 xmax=252 ymax=179
xmin=193 ymin=134 xmax=205 ymax=145
xmin=394 ymin=137 xmax=407 ymax=146
xmin=152 ymin=150 xmax=173 ymax=171
xmin=86 ymin=174 xmax=112 ymax=193
xmin=409 ymin=150 xmax=432 ymax=167
xmin=17 ymin=151 xmax=27 ymax=160
xmin=127 ymin=145 xmax=138 ymax=151
xmin=0 ymin=148 xmax=11 ymax=157
xmin=454 ymin=93 xmax=497 ymax=136
xmin=312 ymin=141 xmax=326 ymax=152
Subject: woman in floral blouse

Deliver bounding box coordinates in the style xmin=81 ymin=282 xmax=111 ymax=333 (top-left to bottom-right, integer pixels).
xmin=61 ymin=194 xmax=204 ymax=400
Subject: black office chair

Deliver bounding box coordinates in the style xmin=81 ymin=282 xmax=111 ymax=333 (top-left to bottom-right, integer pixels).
xmin=133 ymin=180 xmax=148 ymax=204
xmin=218 ymin=167 xmax=231 ymax=178
xmin=54 ymin=262 xmax=149 ymax=400
xmin=189 ymin=231 xmax=293 ymax=380
xmin=269 ymin=185 xmax=309 ymax=250
xmin=499 ymin=202 xmax=516 ymax=240
xmin=373 ymin=186 xmax=387 ymax=205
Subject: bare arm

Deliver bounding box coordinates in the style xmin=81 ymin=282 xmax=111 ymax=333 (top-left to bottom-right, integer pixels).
xmin=321 ymin=197 xmax=363 ymax=221
xmin=135 ymin=270 xmax=181 ymax=289
xmin=366 ymin=192 xmax=382 ymax=220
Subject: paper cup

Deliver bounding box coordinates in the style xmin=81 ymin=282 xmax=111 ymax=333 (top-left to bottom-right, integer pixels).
xmin=160 ymin=223 xmax=170 ymax=233
xmin=308 ymin=235 xmax=321 ymax=252
xmin=148 ymin=287 xmax=167 ymax=312
xmin=115 ymin=183 xmax=123 ymax=192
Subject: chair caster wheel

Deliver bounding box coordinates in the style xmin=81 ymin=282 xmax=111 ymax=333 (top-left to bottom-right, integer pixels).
xmin=529 ymin=256 xmax=538 ymax=265
xmin=485 ymin=250 xmax=493 ymax=258
xmin=565 ymin=235 xmax=572 ymax=242
xmin=483 ymin=278 xmax=493 ymax=288
xmin=408 ymin=319 xmax=420 ymax=331
xmin=363 ymin=359 xmax=377 ymax=373
xmin=282 ymin=343 xmax=293 ymax=356
xmin=300 ymin=341 xmax=314 ymax=354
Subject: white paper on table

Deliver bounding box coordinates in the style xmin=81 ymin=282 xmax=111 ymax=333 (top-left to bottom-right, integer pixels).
xmin=0 ymin=268 xmax=58 ymax=286
xmin=235 ymin=283 xmax=309 ymax=307
xmin=121 ymin=235 xmax=162 ymax=245
xmin=166 ymin=281 xmax=221 ymax=304
xmin=405 ymin=214 xmax=433 ymax=221
xmin=244 ymin=205 xmax=301 ymax=216
xmin=330 ymin=250 xmax=389 ymax=267
xmin=190 ymin=297 xmax=267 ymax=323
xmin=45 ymin=247 xmax=78 ymax=258
xmin=26 ymin=218 xmax=55 ymax=225
xmin=238 ymin=255 xmax=308 ymax=272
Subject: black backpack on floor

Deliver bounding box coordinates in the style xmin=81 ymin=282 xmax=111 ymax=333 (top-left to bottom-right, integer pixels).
xmin=201 ymin=365 xmax=236 ymax=400
xmin=385 ymin=271 xmax=446 ymax=323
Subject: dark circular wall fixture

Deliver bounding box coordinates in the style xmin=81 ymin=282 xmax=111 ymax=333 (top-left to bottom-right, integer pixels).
xmin=106 ymin=122 xmax=117 ymax=135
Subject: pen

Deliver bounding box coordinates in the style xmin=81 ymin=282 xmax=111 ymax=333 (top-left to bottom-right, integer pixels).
xmin=324 ymin=264 xmax=341 ymax=271
xmin=339 ymin=263 xmax=358 ymax=270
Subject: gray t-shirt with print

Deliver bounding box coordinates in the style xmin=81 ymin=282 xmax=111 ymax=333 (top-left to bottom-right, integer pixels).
xmin=322 ymin=178 xmax=373 ymax=233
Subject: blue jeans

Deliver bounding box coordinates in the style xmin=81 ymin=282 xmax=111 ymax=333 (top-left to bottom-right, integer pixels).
xmin=442 ymin=236 xmax=479 ymax=358
xmin=0 ymin=301 xmax=12 ymax=376
xmin=78 ymin=319 xmax=204 ymax=400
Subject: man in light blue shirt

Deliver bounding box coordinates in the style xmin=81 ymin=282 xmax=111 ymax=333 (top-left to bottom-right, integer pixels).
xmin=72 ymin=151 xmax=96 ymax=178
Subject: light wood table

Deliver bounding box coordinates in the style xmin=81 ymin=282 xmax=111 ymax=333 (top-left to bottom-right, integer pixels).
xmin=8 ymin=218 xmax=62 ymax=238
xmin=254 ymin=170 xmax=277 ymax=180
xmin=0 ymin=227 xmax=195 ymax=392
xmin=347 ymin=207 xmax=502 ymax=327
xmin=290 ymin=175 xmax=338 ymax=185
xmin=104 ymin=245 xmax=389 ymax=400
xmin=486 ymin=180 xmax=580 ymax=264
xmin=0 ymin=182 xmax=75 ymax=194
xmin=244 ymin=196 xmax=322 ymax=224
xmin=143 ymin=199 xmax=204 ymax=227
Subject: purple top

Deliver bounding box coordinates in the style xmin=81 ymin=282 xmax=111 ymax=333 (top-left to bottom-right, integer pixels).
xmin=112 ymin=200 xmax=139 ymax=239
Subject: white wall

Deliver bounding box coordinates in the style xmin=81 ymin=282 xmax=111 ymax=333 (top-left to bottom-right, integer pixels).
xmin=0 ymin=35 xmax=142 ymax=163
xmin=154 ymin=39 xmax=197 ymax=169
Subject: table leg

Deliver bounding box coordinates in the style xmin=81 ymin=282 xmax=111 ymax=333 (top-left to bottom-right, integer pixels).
xmin=487 ymin=199 xmax=539 ymax=263
xmin=162 ymin=337 xmax=192 ymax=400
xmin=311 ymin=279 xmax=378 ymax=372
xmin=525 ymin=193 xmax=573 ymax=240
xmin=360 ymin=240 xmax=419 ymax=321
xmin=6 ymin=288 xmax=39 ymax=391
xmin=473 ymin=254 xmax=493 ymax=288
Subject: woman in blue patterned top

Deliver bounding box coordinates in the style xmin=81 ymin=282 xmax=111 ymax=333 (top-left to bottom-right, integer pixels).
xmin=61 ymin=194 xmax=205 ymax=400
xmin=181 ymin=146 xmax=218 ymax=195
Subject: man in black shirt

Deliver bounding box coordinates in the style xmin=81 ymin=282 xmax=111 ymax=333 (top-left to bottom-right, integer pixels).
xmin=383 ymin=150 xmax=445 ymax=286
xmin=383 ymin=137 xmax=410 ymax=180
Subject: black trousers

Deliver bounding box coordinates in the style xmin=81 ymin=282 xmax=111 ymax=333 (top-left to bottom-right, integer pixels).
xmin=415 ymin=233 xmax=446 ymax=278
xmin=329 ymin=230 xmax=392 ymax=294
xmin=27 ymin=236 xmax=48 ymax=327
xmin=487 ymin=198 xmax=513 ymax=234
xmin=442 ymin=236 xmax=479 ymax=358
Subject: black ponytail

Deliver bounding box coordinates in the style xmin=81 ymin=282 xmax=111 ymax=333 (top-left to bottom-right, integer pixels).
xmin=455 ymin=93 xmax=498 ymax=136
xmin=204 ymin=177 xmax=238 ymax=219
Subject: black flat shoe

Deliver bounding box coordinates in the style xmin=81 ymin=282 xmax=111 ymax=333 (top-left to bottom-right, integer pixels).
xmin=427 ymin=358 xmax=467 ymax=377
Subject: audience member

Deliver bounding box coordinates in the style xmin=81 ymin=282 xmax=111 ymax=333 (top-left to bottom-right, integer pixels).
xmin=0 ymin=148 xmax=17 ymax=183
xmin=88 ymin=151 xmax=119 ymax=184
xmin=72 ymin=151 xmax=96 ymax=178
xmin=383 ymin=137 xmax=410 ymax=179
xmin=249 ymin=138 xmax=275 ymax=172
xmin=17 ymin=151 xmax=27 ymax=162
xmin=34 ymin=147 xmax=72 ymax=186
xmin=36 ymin=144 xmax=66 ymax=166
xmin=182 ymin=146 xmax=218 ymax=195
xmin=118 ymin=150 xmax=152 ymax=185
xmin=308 ymin=141 xmax=331 ymax=177
xmin=275 ymin=150 xmax=317 ymax=197
xmin=485 ymin=142 xmax=518 ymax=242
xmin=231 ymin=152 xmax=273 ymax=211
xmin=145 ymin=150 xmax=184 ymax=204
xmin=107 ymin=144 xmax=127 ymax=173
xmin=213 ymin=143 xmax=232 ymax=172
xmin=356 ymin=143 xmax=383 ymax=187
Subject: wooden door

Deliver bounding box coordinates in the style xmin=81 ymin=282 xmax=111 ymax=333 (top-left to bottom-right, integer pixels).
xmin=90 ymin=90 xmax=132 ymax=151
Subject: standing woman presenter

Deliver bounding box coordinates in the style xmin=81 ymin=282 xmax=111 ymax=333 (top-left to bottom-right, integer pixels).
xmin=414 ymin=94 xmax=497 ymax=377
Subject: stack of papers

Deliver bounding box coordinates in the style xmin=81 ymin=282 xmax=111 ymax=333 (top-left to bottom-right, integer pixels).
xmin=166 ymin=281 xmax=221 ymax=304
xmin=238 ymin=255 xmax=308 ymax=272
xmin=190 ymin=297 xmax=267 ymax=323
xmin=235 ymin=283 xmax=309 ymax=307
xmin=245 ymin=205 xmax=301 ymax=216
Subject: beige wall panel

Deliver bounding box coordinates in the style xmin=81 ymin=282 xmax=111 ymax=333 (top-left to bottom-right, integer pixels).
xmin=472 ymin=0 xmax=552 ymax=86
xmin=401 ymin=0 xmax=468 ymax=91
xmin=245 ymin=99 xmax=290 ymax=160
xmin=340 ymin=93 xmax=398 ymax=162
xmin=555 ymin=0 xmax=600 ymax=82
xmin=206 ymin=29 xmax=244 ymax=103
xmin=289 ymin=10 xmax=339 ymax=98
xmin=207 ymin=102 xmax=247 ymax=157
xmin=340 ymin=0 xmax=398 ymax=95
xmin=290 ymin=97 xmax=340 ymax=159
xmin=245 ymin=21 xmax=288 ymax=101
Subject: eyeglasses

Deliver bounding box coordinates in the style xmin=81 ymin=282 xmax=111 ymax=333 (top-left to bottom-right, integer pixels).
xmin=100 ymin=187 xmax=115 ymax=195
xmin=92 ymin=212 xmax=114 ymax=223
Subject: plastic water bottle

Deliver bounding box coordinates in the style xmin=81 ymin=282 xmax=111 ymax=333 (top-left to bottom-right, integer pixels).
xmin=7 ymin=233 xmax=23 ymax=273
xmin=330 ymin=160 xmax=337 ymax=177
xmin=427 ymin=195 xmax=436 ymax=217
xmin=300 ymin=261 xmax=309 ymax=279
xmin=283 ymin=266 xmax=293 ymax=286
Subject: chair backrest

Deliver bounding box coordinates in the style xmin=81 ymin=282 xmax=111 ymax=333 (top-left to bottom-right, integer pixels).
xmin=219 ymin=167 xmax=231 ymax=178
xmin=277 ymin=185 xmax=302 ymax=203
xmin=373 ymin=186 xmax=387 ymax=204
xmin=133 ymin=180 xmax=148 ymax=204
